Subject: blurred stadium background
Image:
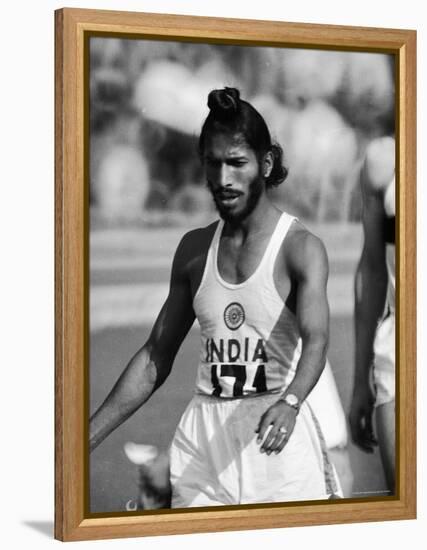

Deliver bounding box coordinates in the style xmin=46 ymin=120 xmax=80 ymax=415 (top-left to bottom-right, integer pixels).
xmin=89 ymin=37 xmax=394 ymax=513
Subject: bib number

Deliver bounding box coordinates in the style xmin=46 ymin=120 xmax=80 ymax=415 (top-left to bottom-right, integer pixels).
xmin=211 ymin=364 xmax=267 ymax=397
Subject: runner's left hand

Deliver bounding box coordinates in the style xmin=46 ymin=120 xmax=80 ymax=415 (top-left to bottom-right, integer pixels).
xmin=255 ymin=400 xmax=298 ymax=455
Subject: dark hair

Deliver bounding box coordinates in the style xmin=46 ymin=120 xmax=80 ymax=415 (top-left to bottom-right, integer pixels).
xmin=199 ymin=87 xmax=288 ymax=188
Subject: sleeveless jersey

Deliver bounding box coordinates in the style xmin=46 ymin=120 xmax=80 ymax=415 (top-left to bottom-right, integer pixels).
xmin=193 ymin=211 xmax=300 ymax=398
xmin=383 ymin=176 xmax=395 ymax=312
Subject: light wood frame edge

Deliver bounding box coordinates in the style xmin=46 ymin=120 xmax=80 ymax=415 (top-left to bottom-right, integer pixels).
xmin=54 ymin=7 xmax=417 ymax=542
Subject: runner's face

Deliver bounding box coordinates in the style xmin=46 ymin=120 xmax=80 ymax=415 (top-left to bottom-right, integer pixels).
xmin=203 ymin=132 xmax=265 ymax=222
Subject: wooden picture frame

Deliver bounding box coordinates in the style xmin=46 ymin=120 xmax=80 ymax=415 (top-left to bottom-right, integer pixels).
xmin=55 ymin=7 xmax=416 ymax=542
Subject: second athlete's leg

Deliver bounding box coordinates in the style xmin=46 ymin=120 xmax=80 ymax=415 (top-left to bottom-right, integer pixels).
xmin=375 ymin=399 xmax=395 ymax=493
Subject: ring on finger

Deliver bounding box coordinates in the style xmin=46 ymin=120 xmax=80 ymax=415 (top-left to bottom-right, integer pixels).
xmin=279 ymin=426 xmax=288 ymax=435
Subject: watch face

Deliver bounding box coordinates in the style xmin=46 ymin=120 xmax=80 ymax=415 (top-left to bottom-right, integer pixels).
xmin=286 ymin=394 xmax=299 ymax=406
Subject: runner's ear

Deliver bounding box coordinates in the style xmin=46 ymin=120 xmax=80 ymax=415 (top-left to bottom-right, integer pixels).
xmin=262 ymin=151 xmax=274 ymax=178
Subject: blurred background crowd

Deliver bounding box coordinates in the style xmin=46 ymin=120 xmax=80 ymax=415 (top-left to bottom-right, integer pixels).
xmin=89 ymin=37 xmax=395 ymax=226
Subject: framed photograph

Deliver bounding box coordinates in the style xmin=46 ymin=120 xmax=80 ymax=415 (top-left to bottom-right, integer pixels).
xmin=55 ymin=8 xmax=416 ymax=542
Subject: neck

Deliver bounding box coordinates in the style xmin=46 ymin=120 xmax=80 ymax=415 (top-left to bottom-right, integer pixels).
xmin=222 ymin=195 xmax=279 ymax=239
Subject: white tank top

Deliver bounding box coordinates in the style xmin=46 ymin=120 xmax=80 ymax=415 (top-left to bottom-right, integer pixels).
xmin=384 ymin=177 xmax=395 ymax=312
xmin=193 ymin=211 xmax=301 ymax=398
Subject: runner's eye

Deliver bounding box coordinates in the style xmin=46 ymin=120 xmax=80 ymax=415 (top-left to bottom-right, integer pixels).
xmin=205 ymin=158 xmax=220 ymax=168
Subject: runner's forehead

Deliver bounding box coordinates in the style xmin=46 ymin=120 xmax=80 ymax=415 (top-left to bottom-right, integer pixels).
xmin=203 ymin=133 xmax=254 ymax=159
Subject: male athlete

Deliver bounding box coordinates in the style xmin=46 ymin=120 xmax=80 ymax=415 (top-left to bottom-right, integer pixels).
xmin=90 ymin=87 xmax=341 ymax=506
xmin=349 ymin=136 xmax=395 ymax=493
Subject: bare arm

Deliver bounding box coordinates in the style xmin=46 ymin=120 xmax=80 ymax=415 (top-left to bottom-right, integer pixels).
xmin=350 ymin=141 xmax=392 ymax=452
xmin=283 ymin=232 xmax=329 ymax=401
xmin=256 ymin=231 xmax=329 ymax=454
xmin=354 ymin=177 xmax=388 ymax=387
xmin=89 ymin=235 xmax=196 ymax=452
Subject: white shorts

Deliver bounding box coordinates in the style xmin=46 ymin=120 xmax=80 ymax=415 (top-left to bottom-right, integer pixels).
xmin=169 ymin=393 xmax=341 ymax=508
xmin=372 ymin=311 xmax=395 ymax=407
xmin=306 ymin=360 xmax=348 ymax=449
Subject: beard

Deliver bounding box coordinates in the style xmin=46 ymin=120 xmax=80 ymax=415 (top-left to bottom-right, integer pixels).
xmin=207 ymin=174 xmax=264 ymax=223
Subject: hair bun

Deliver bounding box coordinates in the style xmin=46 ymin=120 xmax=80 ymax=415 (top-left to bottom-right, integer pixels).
xmin=207 ymin=87 xmax=240 ymax=118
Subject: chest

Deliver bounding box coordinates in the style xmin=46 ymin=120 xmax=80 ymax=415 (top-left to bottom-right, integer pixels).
xmin=217 ymin=235 xmax=270 ymax=284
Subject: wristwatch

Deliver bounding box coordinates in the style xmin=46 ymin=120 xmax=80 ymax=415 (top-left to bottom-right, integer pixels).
xmin=279 ymin=393 xmax=300 ymax=412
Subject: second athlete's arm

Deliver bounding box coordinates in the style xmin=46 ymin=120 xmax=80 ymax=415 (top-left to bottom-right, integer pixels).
xmin=349 ymin=141 xmax=392 ymax=452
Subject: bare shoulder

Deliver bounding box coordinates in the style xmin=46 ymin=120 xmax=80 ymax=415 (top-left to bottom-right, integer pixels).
xmin=284 ymin=221 xmax=328 ymax=280
xmin=172 ymin=221 xmax=218 ymax=273
xmin=364 ymin=136 xmax=395 ymax=194
xmin=176 ymin=221 xmax=218 ymax=257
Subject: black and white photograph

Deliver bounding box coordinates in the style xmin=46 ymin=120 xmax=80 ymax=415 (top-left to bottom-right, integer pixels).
xmin=88 ymin=35 xmax=397 ymax=514
xmin=2 ymin=0 xmax=423 ymax=547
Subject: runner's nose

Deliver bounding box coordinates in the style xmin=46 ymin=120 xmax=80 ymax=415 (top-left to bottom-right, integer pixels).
xmin=219 ymin=164 xmax=232 ymax=187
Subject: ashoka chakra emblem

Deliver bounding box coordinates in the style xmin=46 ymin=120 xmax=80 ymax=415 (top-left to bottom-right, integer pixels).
xmin=224 ymin=302 xmax=245 ymax=330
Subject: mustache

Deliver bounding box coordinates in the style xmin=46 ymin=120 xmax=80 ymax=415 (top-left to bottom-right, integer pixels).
xmin=207 ymin=183 xmax=243 ymax=199
xmin=215 ymin=190 xmax=243 ymax=199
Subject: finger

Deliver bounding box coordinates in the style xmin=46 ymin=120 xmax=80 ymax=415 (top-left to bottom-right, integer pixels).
xmin=365 ymin=432 xmax=378 ymax=447
xmin=256 ymin=412 xmax=274 ymax=443
xmin=349 ymin=411 xmax=373 ymax=451
xmin=262 ymin=419 xmax=293 ymax=453
xmin=274 ymin=431 xmax=290 ymax=454
xmin=355 ymin=426 xmax=376 ymax=453
xmin=257 ymin=422 xmax=273 ymax=447
xmin=349 ymin=409 xmax=364 ymax=440
xmin=268 ymin=430 xmax=290 ymax=454
xmin=260 ymin=425 xmax=281 ymax=453
xmin=358 ymin=412 xmax=377 ymax=451
xmin=357 ymin=438 xmax=375 ymax=453
xmin=365 ymin=414 xmax=378 ymax=445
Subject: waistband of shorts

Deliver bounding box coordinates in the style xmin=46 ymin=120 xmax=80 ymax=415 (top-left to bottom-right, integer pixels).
xmin=192 ymin=388 xmax=286 ymax=402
